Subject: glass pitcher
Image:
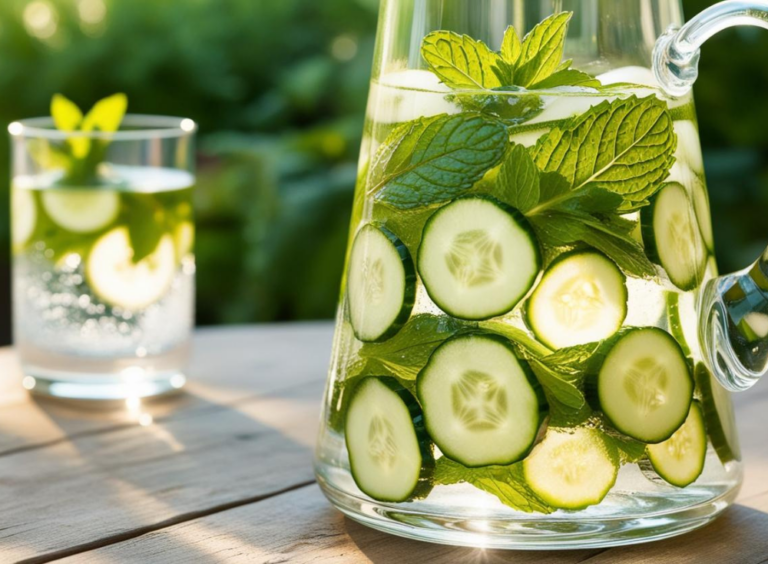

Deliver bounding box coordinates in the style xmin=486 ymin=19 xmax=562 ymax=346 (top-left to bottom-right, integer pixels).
xmin=315 ymin=0 xmax=768 ymax=549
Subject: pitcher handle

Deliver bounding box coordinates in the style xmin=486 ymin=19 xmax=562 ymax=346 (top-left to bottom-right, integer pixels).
xmin=653 ymin=1 xmax=768 ymax=391
xmin=654 ymin=0 xmax=768 ymax=97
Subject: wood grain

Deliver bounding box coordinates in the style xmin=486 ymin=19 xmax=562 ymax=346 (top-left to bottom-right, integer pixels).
xmin=0 ymin=324 xmax=332 ymax=563
xmin=0 ymin=323 xmax=332 ymax=456
xmin=2 ymin=325 xmax=768 ymax=564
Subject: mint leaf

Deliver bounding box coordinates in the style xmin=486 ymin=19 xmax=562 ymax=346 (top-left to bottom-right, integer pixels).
xmin=528 ymin=359 xmax=585 ymax=410
xmin=479 ymin=320 xmax=552 ymax=357
xmin=356 ymin=314 xmax=468 ymax=380
xmin=370 ymin=114 xmax=508 ymax=209
xmin=421 ymin=31 xmax=505 ymax=90
xmin=501 ymin=26 xmax=522 ymax=66
xmin=495 ymin=144 xmax=540 ymax=212
xmin=530 ymin=211 xmax=656 ymax=278
xmin=449 ymin=89 xmax=543 ymax=123
xmin=434 ymin=458 xmax=554 ymax=514
xmin=515 ymin=13 xmax=572 ymax=87
xmin=602 ymin=425 xmax=647 ymax=463
xmin=372 ymin=204 xmax=436 ymax=257
xmin=531 ymin=96 xmax=677 ymax=203
xmin=540 ymin=340 xmax=605 ymax=375
xmin=532 ymin=69 xmax=601 ymax=90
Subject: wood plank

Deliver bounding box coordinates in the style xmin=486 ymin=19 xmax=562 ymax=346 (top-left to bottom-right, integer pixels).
xmin=0 ymin=323 xmax=334 ymax=456
xmin=0 ymin=325 xmax=335 ymax=563
xmin=58 ymin=484 xmax=601 ymax=564
xmin=48 ymin=378 xmax=768 ymax=564
xmin=60 ymin=484 xmax=768 ymax=564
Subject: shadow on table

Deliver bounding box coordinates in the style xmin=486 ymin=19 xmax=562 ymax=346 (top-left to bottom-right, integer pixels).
xmin=342 ymin=501 xmax=768 ymax=564
xmin=6 ymin=383 xmax=320 ymax=563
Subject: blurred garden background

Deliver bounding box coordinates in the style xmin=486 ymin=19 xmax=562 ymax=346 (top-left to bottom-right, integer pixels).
xmin=0 ymin=0 xmax=767 ymax=345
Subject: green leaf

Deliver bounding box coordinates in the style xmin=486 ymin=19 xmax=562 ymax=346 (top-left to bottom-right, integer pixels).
xmin=501 ymin=26 xmax=522 ymax=66
xmin=528 ymin=359 xmax=586 ymax=410
xmin=530 ymin=211 xmax=656 ymax=278
xmin=421 ymin=31 xmax=505 ymax=90
xmin=369 ymin=114 xmax=508 ymax=209
xmin=449 ymin=89 xmax=543 ymax=123
xmin=125 ymin=193 xmax=167 ymax=263
xmin=356 ymin=314 xmax=468 ymax=380
xmin=602 ymin=425 xmax=648 ymax=463
xmin=531 ymin=68 xmax=601 ymax=90
xmin=515 ymin=13 xmax=572 ymax=87
xmin=531 ymin=95 xmax=677 ymax=202
xmin=539 ymin=340 xmax=605 ymax=374
xmin=433 ymin=458 xmax=554 ymax=514
xmin=51 ymin=94 xmax=83 ymax=131
xmin=495 ymin=144 xmax=540 ymax=213
xmin=479 ymin=320 xmax=552 ymax=357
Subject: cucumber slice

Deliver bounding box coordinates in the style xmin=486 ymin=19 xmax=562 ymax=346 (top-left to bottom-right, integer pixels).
xmin=417 ymin=333 xmax=544 ymax=467
xmin=347 ymin=224 xmax=415 ymax=342
xmin=646 ymin=401 xmax=707 ymax=487
xmin=597 ymin=327 xmax=693 ymax=443
xmin=523 ymin=427 xmax=619 ymax=510
xmin=641 ymin=182 xmax=707 ymax=291
xmin=418 ymin=197 xmax=540 ymax=321
xmin=11 ymin=187 xmax=37 ymax=249
xmin=42 ymin=188 xmax=120 ymax=234
xmin=86 ymin=227 xmax=176 ymax=310
xmin=526 ymin=251 xmax=627 ymax=349
xmin=345 ymin=377 xmax=433 ymax=502
xmin=673 ymin=120 xmax=705 ymax=173
xmin=691 ymin=177 xmax=714 ymax=252
xmin=695 ymin=363 xmax=741 ymax=463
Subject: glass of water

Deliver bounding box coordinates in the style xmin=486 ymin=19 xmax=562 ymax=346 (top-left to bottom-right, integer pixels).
xmin=9 ymin=115 xmax=196 ymax=401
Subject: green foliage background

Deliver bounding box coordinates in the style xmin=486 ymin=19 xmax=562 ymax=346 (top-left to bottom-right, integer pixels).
xmin=0 ymin=0 xmax=767 ymax=344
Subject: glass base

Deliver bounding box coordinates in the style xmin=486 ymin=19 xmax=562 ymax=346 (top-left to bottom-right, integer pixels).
xmin=22 ymin=369 xmax=187 ymax=401
xmin=316 ymin=472 xmax=740 ymax=550
xmin=16 ymin=339 xmax=189 ymax=401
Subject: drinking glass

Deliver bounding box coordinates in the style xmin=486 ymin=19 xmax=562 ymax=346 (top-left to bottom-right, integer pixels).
xmin=9 ymin=115 xmax=196 ymax=401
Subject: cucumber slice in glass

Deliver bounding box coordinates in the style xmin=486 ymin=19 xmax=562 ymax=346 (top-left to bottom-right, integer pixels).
xmin=86 ymin=227 xmax=176 ymax=310
xmin=646 ymin=401 xmax=707 ymax=487
xmin=597 ymin=327 xmax=693 ymax=443
xmin=523 ymin=427 xmax=619 ymax=510
xmin=641 ymin=182 xmax=707 ymax=291
xmin=417 ymin=333 xmax=544 ymax=467
xmin=526 ymin=251 xmax=627 ymax=349
xmin=695 ymin=364 xmax=741 ymax=464
xmin=347 ymin=224 xmax=415 ymax=343
xmin=418 ymin=196 xmax=540 ymax=321
xmin=691 ymin=177 xmax=714 ymax=252
xmin=11 ymin=187 xmax=37 ymax=249
xmin=345 ymin=377 xmax=433 ymax=502
xmin=42 ymin=189 xmax=120 ymax=234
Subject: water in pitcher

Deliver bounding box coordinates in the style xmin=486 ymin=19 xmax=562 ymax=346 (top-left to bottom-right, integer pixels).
xmin=315 ymin=59 xmax=742 ymax=528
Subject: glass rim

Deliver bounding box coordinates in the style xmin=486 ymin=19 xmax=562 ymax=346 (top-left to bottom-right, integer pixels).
xmin=8 ymin=114 xmax=198 ymax=141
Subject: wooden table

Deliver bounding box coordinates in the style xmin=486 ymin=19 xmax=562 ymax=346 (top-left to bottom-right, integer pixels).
xmin=1 ymin=323 xmax=767 ymax=564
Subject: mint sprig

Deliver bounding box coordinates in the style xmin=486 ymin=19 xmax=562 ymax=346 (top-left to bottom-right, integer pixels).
xmin=422 ymin=12 xmax=600 ymax=92
xmin=369 ymin=114 xmax=507 ymax=209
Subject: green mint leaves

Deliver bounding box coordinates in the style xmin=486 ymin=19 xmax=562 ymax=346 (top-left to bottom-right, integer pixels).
xmin=421 ymin=13 xmax=594 ymax=91
xmin=369 ymin=114 xmax=507 ymax=209
xmin=421 ymin=32 xmax=505 ymax=90
xmin=50 ymin=93 xmax=128 ymax=184
xmin=530 ymin=96 xmax=677 ymax=204
xmin=513 ymin=12 xmax=571 ymax=87
xmin=434 ymin=457 xmax=554 ymax=514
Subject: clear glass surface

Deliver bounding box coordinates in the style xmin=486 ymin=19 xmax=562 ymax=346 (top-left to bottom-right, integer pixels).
xmin=314 ymin=0 xmax=744 ymax=549
xmin=10 ymin=115 xmax=196 ymax=401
